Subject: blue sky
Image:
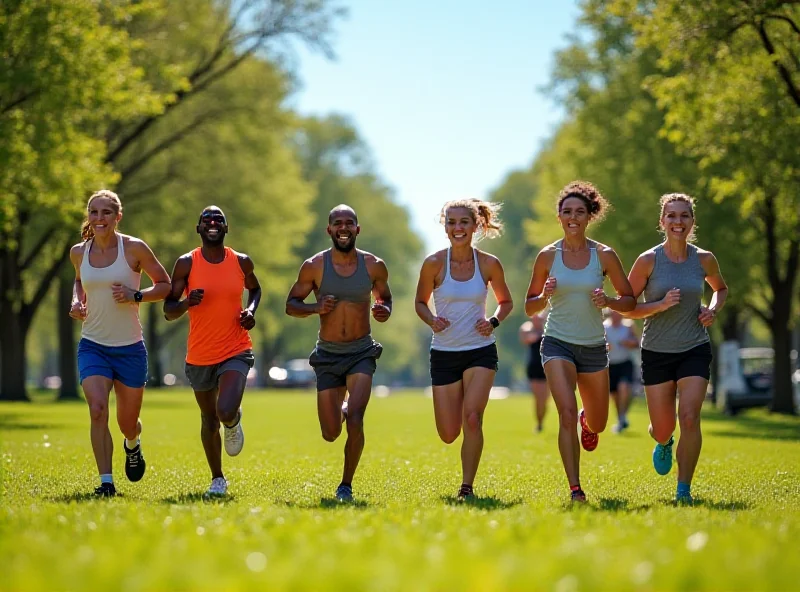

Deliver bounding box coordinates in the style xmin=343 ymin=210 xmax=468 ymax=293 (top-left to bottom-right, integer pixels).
xmin=289 ymin=0 xmax=580 ymax=251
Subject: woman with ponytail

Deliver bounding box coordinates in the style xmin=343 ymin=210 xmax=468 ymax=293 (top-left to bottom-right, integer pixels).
xmin=524 ymin=181 xmax=635 ymax=503
xmin=69 ymin=189 xmax=171 ymax=497
xmin=415 ymin=198 xmax=513 ymax=501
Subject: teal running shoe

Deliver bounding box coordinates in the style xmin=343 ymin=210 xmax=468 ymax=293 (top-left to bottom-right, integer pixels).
xmin=653 ymin=435 xmax=674 ymax=475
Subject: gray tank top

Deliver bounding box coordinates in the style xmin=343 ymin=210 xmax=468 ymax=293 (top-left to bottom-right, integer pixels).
xmin=543 ymin=241 xmax=605 ymax=346
xmin=641 ymin=244 xmax=708 ymax=353
xmin=318 ymin=249 xmax=372 ymax=303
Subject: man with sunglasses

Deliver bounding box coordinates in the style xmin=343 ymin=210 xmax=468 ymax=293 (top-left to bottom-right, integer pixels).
xmin=164 ymin=206 xmax=262 ymax=497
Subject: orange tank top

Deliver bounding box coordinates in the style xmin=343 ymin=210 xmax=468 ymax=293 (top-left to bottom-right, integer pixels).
xmin=185 ymin=247 xmax=252 ymax=365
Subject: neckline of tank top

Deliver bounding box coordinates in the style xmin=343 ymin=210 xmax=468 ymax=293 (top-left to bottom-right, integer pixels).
xmin=326 ymin=248 xmax=363 ymax=280
xmin=446 ymin=247 xmax=480 ymax=284
xmin=658 ymin=243 xmax=695 ymax=265
xmin=556 ymin=239 xmax=596 ymax=272
xmin=86 ymin=233 xmax=125 ymax=271
xmin=197 ymin=246 xmax=230 ymax=265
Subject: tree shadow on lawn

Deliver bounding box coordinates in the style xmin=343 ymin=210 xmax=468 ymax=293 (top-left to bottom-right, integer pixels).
xmin=440 ymin=495 xmax=522 ymax=511
xmin=160 ymin=492 xmax=238 ymax=505
xmin=0 ymin=415 xmax=58 ymax=431
xmin=702 ymin=412 xmax=800 ymax=442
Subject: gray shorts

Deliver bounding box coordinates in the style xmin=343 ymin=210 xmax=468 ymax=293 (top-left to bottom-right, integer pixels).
xmin=185 ymin=350 xmax=255 ymax=392
xmin=309 ymin=335 xmax=382 ymax=392
xmin=540 ymin=336 xmax=608 ymax=374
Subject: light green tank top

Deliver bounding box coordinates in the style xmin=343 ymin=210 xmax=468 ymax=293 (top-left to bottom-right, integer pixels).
xmin=544 ymin=241 xmax=605 ymax=346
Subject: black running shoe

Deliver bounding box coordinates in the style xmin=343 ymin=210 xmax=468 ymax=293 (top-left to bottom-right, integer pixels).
xmin=94 ymin=482 xmax=116 ymax=497
xmin=457 ymin=484 xmax=475 ymax=501
xmin=124 ymin=441 xmax=146 ymax=482
xmin=570 ymin=488 xmax=587 ymax=503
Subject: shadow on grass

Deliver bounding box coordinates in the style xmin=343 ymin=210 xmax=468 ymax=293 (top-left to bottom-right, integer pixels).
xmin=659 ymin=498 xmax=751 ymax=511
xmin=703 ymin=412 xmax=800 ymax=442
xmin=440 ymin=495 xmax=521 ymax=511
xmin=563 ymin=497 xmax=652 ymax=513
xmin=160 ymin=492 xmax=237 ymax=505
xmin=275 ymin=497 xmax=371 ymax=510
xmin=48 ymin=492 xmax=125 ymax=503
xmin=0 ymin=416 xmax=58 ymax=431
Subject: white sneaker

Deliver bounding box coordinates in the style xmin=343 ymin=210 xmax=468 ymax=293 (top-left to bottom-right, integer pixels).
xmin=223 ymin=408 xmax=244 ymax=456
xmin=205 ymin=477 xmax=228 ymax=497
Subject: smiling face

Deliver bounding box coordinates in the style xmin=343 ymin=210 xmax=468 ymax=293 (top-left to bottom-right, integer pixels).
xmin=558 ymin=196 xmax=590 ymax=238
xmin=87 ymin=196 xmax=122 ymax=238
xmin=197 ymin=207 xmax=228 ymax=245
xmin=660 ymin=200 xmax=694 ymax=242
xmin=444 ymin=207 xmax=475 ymax=246
xmin=327 ymin=210 xmax=359 ymax=252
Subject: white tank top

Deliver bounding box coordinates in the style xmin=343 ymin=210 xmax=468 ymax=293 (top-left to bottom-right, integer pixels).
xmin=431 ymin=248 xmax=495 ymax=352
xmin=80 ymin=234 xmax=143 ymax=347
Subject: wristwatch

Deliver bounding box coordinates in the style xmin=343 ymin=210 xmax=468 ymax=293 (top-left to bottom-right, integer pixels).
xmin=133 ymin=291 xmax=143 ymax=303
xmin=489 ymin=316 xmax=500 ymax=328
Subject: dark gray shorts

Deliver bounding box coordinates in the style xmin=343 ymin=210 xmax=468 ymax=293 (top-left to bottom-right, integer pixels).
xmin=540 ymin=336 xmax=608 ymax=374
xmin=309 ymin=336 xmax=382 ymax=392
xmin=185 ymin=350 xmax=255 ymax=392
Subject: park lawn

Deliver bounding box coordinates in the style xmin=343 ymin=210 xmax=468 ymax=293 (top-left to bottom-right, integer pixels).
xmin=1 ymin=390 xmax=799 ymax=592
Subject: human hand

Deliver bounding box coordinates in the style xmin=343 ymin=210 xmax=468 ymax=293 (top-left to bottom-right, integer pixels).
xmin=240 ymin=309 xmax=256 ymax=330
xmin=111 ymin=283 xmax=135 ymax=303
xmin=371 ymin=300 xmax=391 ymax=322
xmin=316 ymin=295 xmax=337 ymax=315
xmin=69 ymin=301 xmax=87 ymax=320
xmin=430 ymin=316 xmax=450 ymax=333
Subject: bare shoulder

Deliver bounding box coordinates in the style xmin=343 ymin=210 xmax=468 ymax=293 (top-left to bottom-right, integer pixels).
xmin=121 ymin=234 xmax=152 ymax=256
xmin=360 ymin=250 xmax=386 ymax=267
xmin=476 ymin=249 xmax=501 ymax=267
xmin=591 ymin=240 xmax=616 ymax=255
xmin=695 ymin=247 xmax=720 ymax=272
xmin=421 ymin=249 xmax=447 ymax=271
xmin=70 ymin=241 xmax=87 ymax=264
xmin=535 ymin=243 xmax=558 ymax=267
xmin=636 ymin=247 xmax=658 ymax=265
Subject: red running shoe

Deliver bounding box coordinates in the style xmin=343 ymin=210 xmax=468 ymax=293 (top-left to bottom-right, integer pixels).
xmin=579 ymin=409 xmax=599 ymax=451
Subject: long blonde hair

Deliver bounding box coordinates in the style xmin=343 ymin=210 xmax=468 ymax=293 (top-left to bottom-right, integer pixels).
xmin=439 ymin=198 xmax=503 ymax=241
xmin=81 ymin=190 xmax=122 ymax=241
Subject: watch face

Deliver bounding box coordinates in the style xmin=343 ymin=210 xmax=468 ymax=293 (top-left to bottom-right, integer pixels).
xmin=134 ymin=292 xmax=143 ymax=302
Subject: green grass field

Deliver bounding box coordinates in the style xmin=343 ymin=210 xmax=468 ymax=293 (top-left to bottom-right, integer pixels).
xmin=1 ymin=390 xmax=799 ymax=591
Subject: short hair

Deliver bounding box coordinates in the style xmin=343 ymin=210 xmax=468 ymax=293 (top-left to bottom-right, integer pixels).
xmin=328 ymin=205 xmax=358 ymax=225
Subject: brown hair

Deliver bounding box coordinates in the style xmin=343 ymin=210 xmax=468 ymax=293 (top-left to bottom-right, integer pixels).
xmin=439 ymin=198 xmax=503 ymax=241
xmin=81 ymin=190 xmax=122 ymax=241
xmin=557 ymin=180 xmax=609 ymax=223
xmin=659 ymin=193 xmax=697 ymax=242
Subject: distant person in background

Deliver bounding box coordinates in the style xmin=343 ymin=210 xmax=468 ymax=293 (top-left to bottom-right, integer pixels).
xmin=604 ymin=310 xmax=639 ymax=433
xmin=285 ymin=204 xmax=392 ymax=503
xmin=164 ymin=206 xmax=262 ymax=498
xmin=524 ymin=181 xmax=635 ymax=503
xmin=519 ymin=313 xmax=548 ymax=432
xmin=415 ymin=198 xmax=513 ymax=501
xmin=69 ymin=189 xmax=171 ymax=497
xmin=624 ymin=193 xmax=727 ymax=504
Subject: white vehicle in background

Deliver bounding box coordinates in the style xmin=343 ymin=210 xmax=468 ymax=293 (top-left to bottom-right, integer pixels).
xmin=715 ymin=341 xmax=799 ymax=415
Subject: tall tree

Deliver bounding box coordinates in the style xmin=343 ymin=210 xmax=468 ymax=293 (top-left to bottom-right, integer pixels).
xmin=0 ymin=0 xmax=161 ymax=400
xmin=613 ymin=0 xmax=800 ymax=413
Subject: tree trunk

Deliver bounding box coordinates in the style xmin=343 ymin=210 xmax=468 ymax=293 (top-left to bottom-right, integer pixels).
xmin=721 ymin=304 xmax=745 ymax=342
xmin=57 ymin=265 xmax=81 ymax=400
xmin=0 ymin=307 xmax=30 ymax=401
xmin=147 ymin=305 xmax=163 ymax=388
xmin=769 ymin=300 xmax=796 ymax=414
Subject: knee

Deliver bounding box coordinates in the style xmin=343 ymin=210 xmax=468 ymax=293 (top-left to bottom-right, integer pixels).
xmin=464 ymin=410 xmax=482 ymax=434
xmin=321 ymin=424 xmax=342 ymax=442
xmin=650 ymin=421 xmax=675 ymax=443
xmin=438 ymin=426 xmax=460 ymax=445
xmin=201 ymin=412 xmax=220 ymax=432
xmin=345 ymin=410 xmax=364 ymax=434
xmin=88 ymin=401 xmax=108 ymax=423
xmin=216 ymin=403 xmax=239 ymax=426
xmin=678 ymin=409 xmax=700 ymax=432
xmin=558 ymin=406 xmax=578 ymax=429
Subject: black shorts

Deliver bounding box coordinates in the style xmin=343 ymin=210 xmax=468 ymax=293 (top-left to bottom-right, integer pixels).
xmin=608 ymin=360 xmax=634 ymax=392
xmin=526 ymin=349 xmax=546 ymax=381
xmin=430 ymin=343 xmax=498 ymax=386
xmin=309 ymin=338 xmax=383 ymax=392
xmin=641 ymin=342 xmax=712 ymax=386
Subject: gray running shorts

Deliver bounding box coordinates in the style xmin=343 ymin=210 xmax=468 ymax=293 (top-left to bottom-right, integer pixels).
xmin=540 ymin=336 xmax=608 ymax=374
xmin=309 ymin=335 xmax=383 ymax=391
xmin=185 ymin=350 xmax=255 ymax=392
